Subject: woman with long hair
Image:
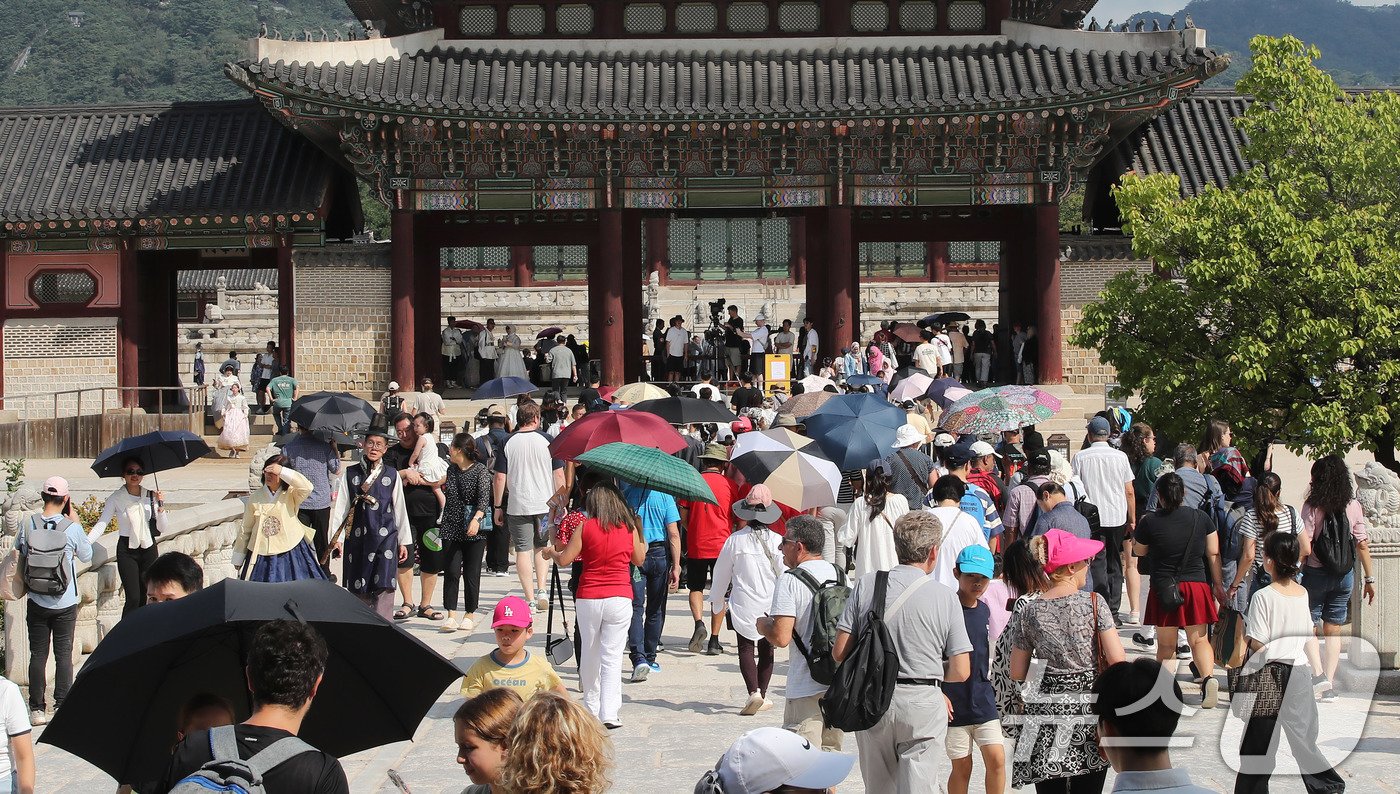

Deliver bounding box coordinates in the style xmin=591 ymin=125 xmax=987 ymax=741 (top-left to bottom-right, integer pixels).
xmin=709 ymin=486 xmax=786 ymax=715
xmin=1228 ymin=471 xmax=1310 ymax=607
xmin=1133 ymin=472 xmax=1224 ymax=709
xmin=1200 ymin=418 xmax=1252 ymax=498
xmin=498 ymin=692 xmax=613 ymax=794
xmin=1120 ymin=424 xmax=1161 ymax=624
xmin=1235 ymin=532 xmax=1344 ymax=794
xmin=839 ymin=459 xmax=909 ymax=577
xmin=89 ymin=456 xmax=168 ymax=617
xmin=455 ymin=688 xmax=524 ymax=794
xmin=233 ymin=456 xmax=326 ymax=582
xmin=1003 ymin=530 xmax=1124 ymax=792
xmin=983 ymin=538 xmax=1052 ymax=647
xmin=1300 ymin=454 xmax=1376 ymax=693
xmin=543 ymin=482 xmax=645 ymax=729
xmin=440 ymin=433 xmax=492 ymax=633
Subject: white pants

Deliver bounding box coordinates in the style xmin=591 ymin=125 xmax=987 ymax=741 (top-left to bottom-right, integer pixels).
xmin=856 ymin=684 xmax=948 ymax=794
xmin=577 ymin=596 xmax=632 ymax=722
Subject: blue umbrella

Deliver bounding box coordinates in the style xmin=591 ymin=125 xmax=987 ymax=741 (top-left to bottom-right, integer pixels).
xmin=474 ymin=376 xmax=538 ymax=399
xmin=845 ymin=373 xmax=885 ymax=388
xmin=802 ymin=393 xmax=908 ymax=470
xmin=92 ymin=430 xmax=211 ymax=479
xmin=925 ymin=377 xmax=968 ymax=406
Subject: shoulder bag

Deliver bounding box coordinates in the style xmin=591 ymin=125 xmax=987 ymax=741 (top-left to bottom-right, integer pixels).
xmin=545 ymin=563 xmax=574 ymax=666
xmin=1151 ymin=513 xmax=1199 ymax=612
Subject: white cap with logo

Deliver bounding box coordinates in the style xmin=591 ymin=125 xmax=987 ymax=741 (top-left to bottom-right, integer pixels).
xmin=715 ymin=727 xmax=854 ymax=793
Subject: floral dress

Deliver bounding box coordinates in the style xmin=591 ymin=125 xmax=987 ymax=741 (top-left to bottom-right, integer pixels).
xmin=994 ymin=591 xmax=1114 ymax=788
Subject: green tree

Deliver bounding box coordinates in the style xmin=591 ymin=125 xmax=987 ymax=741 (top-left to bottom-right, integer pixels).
xmin=1073 ymin=35 xmax=1400 ymax=470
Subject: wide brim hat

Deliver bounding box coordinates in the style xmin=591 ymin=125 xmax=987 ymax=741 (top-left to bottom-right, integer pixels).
xmin=699 ymin=443 xmax=730 ymax=464
xmin=893 ymin=423 xmax=924 ymax=448
xmin=732 ymin=484 xmax=782 ymax=524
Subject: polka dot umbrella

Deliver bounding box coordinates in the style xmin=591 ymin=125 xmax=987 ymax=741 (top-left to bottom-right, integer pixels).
xmin=940 ymin=385 xmax=1063 ymax=435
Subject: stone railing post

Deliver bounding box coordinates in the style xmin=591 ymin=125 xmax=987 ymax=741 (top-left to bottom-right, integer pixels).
xmin=1353 ymin=462 xmax=1400 ymax=671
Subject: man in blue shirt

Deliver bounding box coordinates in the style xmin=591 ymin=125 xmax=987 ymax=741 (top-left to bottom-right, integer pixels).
xmin=938 ymin=442 xmax=1004 ymax=543
xmin=622 ymin=482 xmax=681 ymax=682
xmin=19 ymin=477 xmax=93 ymax=725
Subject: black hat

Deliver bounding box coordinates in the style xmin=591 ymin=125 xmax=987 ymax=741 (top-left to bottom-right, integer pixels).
xmin=362 ymin=412 xmax=396 ymax=442
xmin=1027 ymin=447 xmax=1052 ymax=470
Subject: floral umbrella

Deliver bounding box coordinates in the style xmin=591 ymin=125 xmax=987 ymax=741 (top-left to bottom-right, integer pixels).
xmin=940 ymin=385 xmax=1062 ymax=434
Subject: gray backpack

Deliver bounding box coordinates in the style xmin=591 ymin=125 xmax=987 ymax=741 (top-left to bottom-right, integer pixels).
xmin=21 ymin=515 xmax=72 ymax=597
xmin=170 ymin=725 xmax=316 ymax=794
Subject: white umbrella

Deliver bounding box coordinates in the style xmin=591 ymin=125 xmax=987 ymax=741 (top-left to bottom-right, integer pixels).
xmin=889 ymin=373 xmax=936 ymax=402
xmin=799 ymin=374 xmax=837 ymax=393
xmin=730 ymin=429 xmax=841 ymax=509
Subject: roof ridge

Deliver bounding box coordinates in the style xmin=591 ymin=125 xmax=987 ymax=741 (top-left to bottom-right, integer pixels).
xmin=0 ymin=99 xmax=263 ymax=117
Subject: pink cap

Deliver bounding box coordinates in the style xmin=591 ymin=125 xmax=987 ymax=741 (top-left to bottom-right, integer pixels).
xmin=731 ymin=417 xmax=754 ymax=434
xmin=41 ymin=477 xmax=69 ymax=498
xmin=492 ymin=596 xmax=533 ymax=628
xmin=1042 ymin=528 xmax=1103 ymax=572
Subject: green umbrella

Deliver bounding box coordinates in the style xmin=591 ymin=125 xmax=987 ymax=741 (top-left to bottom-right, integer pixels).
xmin=574 ymin=442 xmax=718 ymax=505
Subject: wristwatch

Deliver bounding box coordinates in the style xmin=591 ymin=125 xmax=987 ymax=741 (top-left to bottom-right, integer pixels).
xmin=1364 ymin=577 xmax=1376 ymax=584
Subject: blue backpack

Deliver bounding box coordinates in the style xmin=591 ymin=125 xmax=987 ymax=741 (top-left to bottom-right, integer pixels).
xmin=170 ymin=726 xmax=315 ymax=794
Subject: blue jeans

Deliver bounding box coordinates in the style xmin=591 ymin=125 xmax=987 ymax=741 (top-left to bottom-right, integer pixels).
xmin=629 ymin=544 xmax=670 ymax=666
xmin=1301 ymin=567 xmax=1354 ymax=625
xmin=273 ymin=406 xmax=290 ymax=435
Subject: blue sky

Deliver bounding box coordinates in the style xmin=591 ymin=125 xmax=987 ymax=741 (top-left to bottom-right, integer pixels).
xmin=1090 ymin=0 xmax=1394 ymax=21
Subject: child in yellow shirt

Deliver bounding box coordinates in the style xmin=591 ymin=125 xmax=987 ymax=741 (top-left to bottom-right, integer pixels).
xmin=461 ymin=595 xmax=568 ymax=699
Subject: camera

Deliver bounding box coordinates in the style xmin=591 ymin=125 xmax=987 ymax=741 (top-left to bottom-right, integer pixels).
xmin=708 ymin=298 xmax=727 ymax=326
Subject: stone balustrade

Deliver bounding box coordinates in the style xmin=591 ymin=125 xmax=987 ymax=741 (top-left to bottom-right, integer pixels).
xmin=1 ymin=493 xmax=245 ymax=692
xmin=1354 ymin=462 xmax=1400 ymax=673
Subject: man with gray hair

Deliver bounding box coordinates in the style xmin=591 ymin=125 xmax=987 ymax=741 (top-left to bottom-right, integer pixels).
xmin=833 ymin=512 xmax=972 ymax=792
xmin=759 ymin=515 xmax=845 ymax=751
xmin=1072 ymin=415 xmax=1135 ymax=624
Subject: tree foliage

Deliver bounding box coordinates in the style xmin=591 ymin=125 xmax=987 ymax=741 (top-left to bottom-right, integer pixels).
xmin=1073 ymin=35 xmax=1400 ymax=468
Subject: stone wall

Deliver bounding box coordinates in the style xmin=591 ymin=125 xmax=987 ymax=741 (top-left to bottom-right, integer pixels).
xmin=293 ymin=244 xmax=393 ymax=392
xmin=2 ymin=317 xmax=119 ymax=417
xmin=1058 ymin=238 xmax=1154 ymax=394
xmin=1 ymin=489 xmax=243 ymax=690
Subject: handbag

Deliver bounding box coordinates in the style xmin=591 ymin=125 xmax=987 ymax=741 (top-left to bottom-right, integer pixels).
xmin=1090 ymin=592 xmax=1108 ymax=674
xmin=1212 ymin=607 xmax=1249 ymax=669
xmin=1150 ymin=513 xmax=1199 ymax=612
xmin=546 ymin=563 xmax=574 ymax=666
xmin=0 ymin=545 xmax=25 ymax=601
xmin=1233 ymin=659 xmax=1288 ymax=719
xmin=148 ymin=491 xmax=162 ymax=539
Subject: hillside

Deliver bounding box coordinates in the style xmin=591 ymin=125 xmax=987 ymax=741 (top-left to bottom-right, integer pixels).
xmin=1135 ymin=0 xmax=1400 ymax=86
xmin=0 ymin=0 xmax=354 ymax=107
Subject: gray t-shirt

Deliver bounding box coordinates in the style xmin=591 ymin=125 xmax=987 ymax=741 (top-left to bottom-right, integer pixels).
xmin=770 ymin=559 xmax=840 ymax=699
xmin=837 ymin=564 xmax=972 ymax=679
xmin=548 ymin=345 xmax=576 ymax=379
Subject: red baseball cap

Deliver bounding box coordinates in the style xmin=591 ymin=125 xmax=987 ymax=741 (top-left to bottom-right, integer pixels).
xmin=492 ymin=596 xmax=533 ymax=628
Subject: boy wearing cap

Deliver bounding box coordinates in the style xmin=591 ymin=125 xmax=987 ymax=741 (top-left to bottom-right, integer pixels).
xmin=460 ymin=595 xmax=567 ymax=700
xmin=941 ymin=442 xmax=1004 ymax=545
xmin=944 ymin=546 xmax=1005 ymax=794
xmin=19 ymin=477 xmax=91 ymax=725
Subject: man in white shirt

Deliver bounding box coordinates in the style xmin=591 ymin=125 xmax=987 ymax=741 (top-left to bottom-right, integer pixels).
xmin=747 ymin=317 xmax=770 ymax=386
xmin=441 ymin=317 xmax=466 ymax=387
xmin=758 ymin=516 xmax=844 ymax=751
xmin=492 ymin=403 xmax=565 ymax=611
xmin=772 ymin=319 xmax=797 ymax=357
xmin=913 ymin=330 xmax=941 ymax=373
xmin=1072 ymin=415 xmax=1135 ymax=623
xmin=477 ymin=318 xmax=498 ymax=381
xmin=924 ymin=475 xmax=990 ymax=590
xmin=691 ymin=374 xmax=726 ymax=402
xmin=800 ymin=318 xmax=819 ymax=379
xmin=664 ymin=316 xmax=690 ymax=384
xmin=934 ymin=328 xmax=953 ymax=376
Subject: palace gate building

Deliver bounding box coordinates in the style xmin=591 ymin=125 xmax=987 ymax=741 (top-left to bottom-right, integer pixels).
xmin=0 ymin=0 xmax=1228 ymax=402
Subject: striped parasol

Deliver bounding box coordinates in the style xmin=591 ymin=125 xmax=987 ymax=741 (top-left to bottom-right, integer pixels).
xmin=940 ymin=385 xmax=1063 ymax=434
xmin=730 ymin=429 xmax=841 ymax=509
xmin=611 ymin=382 xmax=669 ymax=404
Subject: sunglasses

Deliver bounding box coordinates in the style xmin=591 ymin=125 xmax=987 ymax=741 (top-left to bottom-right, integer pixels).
xmin=124 ymin=469 xmax=144 ymax=476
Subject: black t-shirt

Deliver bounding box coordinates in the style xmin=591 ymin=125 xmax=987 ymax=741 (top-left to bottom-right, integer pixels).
xmin=1134 ymin=507 xmax=1211 ymax=583
xmin=724 ymin=316 xmax=745 ymax=348
xmin=384 ymin=441 xmax=449 ymax=519
xmin=730 ymin=386 xmax=759 ymax=412
xmin=971 ymin=329 xmax=994 ymax=355
xmin=160 ymin=725 xmax=349 ymax=794
xmin=579 ymin=386 xmax=602 ymax=409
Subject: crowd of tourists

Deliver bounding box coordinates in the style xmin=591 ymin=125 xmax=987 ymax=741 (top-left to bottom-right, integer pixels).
xmin=4 ymin=343 xmax=1377 ymax=793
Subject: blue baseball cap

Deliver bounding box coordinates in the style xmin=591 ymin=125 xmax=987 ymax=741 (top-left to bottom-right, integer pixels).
xmin=955 ymin=545 xmax=996 ymax=579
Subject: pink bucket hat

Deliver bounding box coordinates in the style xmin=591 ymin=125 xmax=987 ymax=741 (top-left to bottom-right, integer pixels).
xmin=1042 ymin=529 xmax=1103 ymax=573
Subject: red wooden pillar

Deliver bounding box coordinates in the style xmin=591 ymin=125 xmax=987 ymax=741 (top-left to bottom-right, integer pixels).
xmin=390 ymin=208 xmax=416 ymax=389
xmin=591 ymin=210 xmax=627 ymax=386
xmin=1034 ymin=203 xmax=1063 ymax=384
xmin=277 ymin=241 xmax=295 ymax=374
xmin=790 ymin=216 xmax=807 ymax=285
xmin=926 ymin=241 xmax=949 ymax=282
xmin=622 ymin=210 xmax=645 ymax=383
xmin=118 ymin=244 xmax=141 ymax=406
xmin=510 ymin=245 xmax=532 ymax=287
xmin=822 ymin=207 xmax=856 ymax=359
xmin=0 ymin=245 xmax=7 ymax=406
xmin=645 ymin=217 xmax=668 ymax=284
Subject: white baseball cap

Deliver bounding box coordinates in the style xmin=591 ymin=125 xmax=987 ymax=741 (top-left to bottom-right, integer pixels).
xmin=715 ymin=728 xmax=854 ymax=793
xmin=970 ymin=440 xmax=996 ymax=458
xmin=933 ymin=432 xmax=956 ymax=448
xmin=388 ymin=381 xmax=400 ymax=391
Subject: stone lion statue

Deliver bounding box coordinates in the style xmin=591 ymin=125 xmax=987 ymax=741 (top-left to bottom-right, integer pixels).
xmin=248 ymin=442 xmax=282 ymax=491
xmin=2 ymin=485 xmax=42 ymax=538
xmin=1355 ymin=462 xmax=1400 ymax=532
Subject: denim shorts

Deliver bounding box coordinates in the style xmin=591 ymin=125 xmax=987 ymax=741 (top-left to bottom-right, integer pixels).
xmin=1301 ymin=567 xmax=1353 ymax=625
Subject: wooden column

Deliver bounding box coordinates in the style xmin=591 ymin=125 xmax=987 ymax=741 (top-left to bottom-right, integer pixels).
xmin=803 ymin=208 xmax=827 ymax=359
xmin=927 ymin=241 xmax=950 ymax=282
xmin=415 ymin=224 xmax=441 ymax=384
xmin=510 ymin=245 xmax=532 ymax=287
xmin=1034 ymin=203 xmax=1064 ymax=384
xmin=118 ymin=244 xmax=141 ymax=406
xmin=0 ymin=245 xmax=7 ymax=406
xmin=390 ymin=208 xmax=416 ymax=389
xmin=789 ymin=216 xmax=807 ymax=285
xmin=996 ymin=238 xmax=1016 ymax=384
xmin=622 ymin=210 xmax=645 ymax=383
xmin=645 ymin=216 xmax=669 ymax=284
xmin=277 ymin=241 xmax=295 ymax=374
xmin=591 ymin=210 xmax=627 ymax=386
xmin=822 ymin=207 xmax=856 ymax=359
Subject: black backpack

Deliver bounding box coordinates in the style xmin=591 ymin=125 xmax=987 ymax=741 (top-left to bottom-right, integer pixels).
xmin=788 ymin=566 xmax=850 ymax=686
xmin=1313 ymin=510 xmax=1356 ymax=576
xmin=820 ymin=572 xmax=928 ymax=732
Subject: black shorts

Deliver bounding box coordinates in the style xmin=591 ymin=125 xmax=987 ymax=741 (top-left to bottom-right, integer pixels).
xmin=667 ymin=355 xmax=685 ymax=373
xmin=401 ymin=515 xmax=445 ymax=574
xmin=686 ymin=558 xmax=718 ymax=593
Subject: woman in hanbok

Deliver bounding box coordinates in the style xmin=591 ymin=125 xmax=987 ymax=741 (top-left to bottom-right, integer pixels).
xmin=217 ymin=382 xmax=250 ymax=457
xmin=234 ymin=456 xmax=327 ymax=582
xmin=498 ymin=325 xmax=528 ymax=379
xmin=210 ymin=364 xmax=237 ymax=417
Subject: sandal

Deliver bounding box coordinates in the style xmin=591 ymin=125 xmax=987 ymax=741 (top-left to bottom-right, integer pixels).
xmin=417 ymin=606 xmax=446 ymax=621
xmin=393 ymin=605 xmax=414 ymax=621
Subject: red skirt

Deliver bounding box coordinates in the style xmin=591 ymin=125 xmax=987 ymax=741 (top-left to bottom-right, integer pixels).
xmin=1144 ymin=580 xmax=1219 ymax=627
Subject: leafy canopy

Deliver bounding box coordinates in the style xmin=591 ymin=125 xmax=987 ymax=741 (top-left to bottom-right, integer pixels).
xmin=1073 ymin=35 xmax=1400 ymax=464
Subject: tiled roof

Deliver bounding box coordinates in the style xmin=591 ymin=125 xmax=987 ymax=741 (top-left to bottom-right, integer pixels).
xmin=232 ymin=40 xmax=1222 ymax=121
xmin=0 ymin=100 xmax=340 ymax=224
xmin=1108 ymin=90 xmax=1251 ymax=196
xmin=177 ymin=268 xmax=278 ymax=293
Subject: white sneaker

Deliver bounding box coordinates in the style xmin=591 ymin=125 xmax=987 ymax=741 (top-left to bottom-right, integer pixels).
xmin=759 ymin=697 xmax=774 ymax=713
xmin=740 ymin=691 xmax=765 ymax=716
xmin=28 ymin=710 xmax=46 ymax=726
xmin=535 ymin=594 xmax=549 ymax=612
xmin=631 ymin=663 xmax=650 ymax=683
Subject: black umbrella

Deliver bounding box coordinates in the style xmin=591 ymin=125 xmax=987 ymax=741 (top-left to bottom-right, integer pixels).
xmin=91 ymin=430 xmax=211 ymax=481
xmin=630 ymin=395 xmax=738 ymax=425
xmin=919 ymin=311 xmax=971 ymax=327
xmin=287 ymin=391 xmax=376 ymax=436
xmin=39 ymin=579 xmax=462 ymax=784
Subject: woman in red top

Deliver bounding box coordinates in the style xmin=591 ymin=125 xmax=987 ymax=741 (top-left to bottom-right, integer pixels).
xmin=544 ymin=482 xmax=645 ymax=729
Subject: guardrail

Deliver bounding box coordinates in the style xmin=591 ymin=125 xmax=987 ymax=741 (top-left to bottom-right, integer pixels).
xmin=0 ymin=386 xmax=208 ymax=459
